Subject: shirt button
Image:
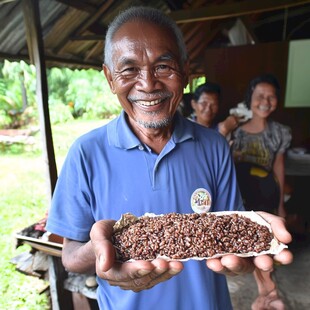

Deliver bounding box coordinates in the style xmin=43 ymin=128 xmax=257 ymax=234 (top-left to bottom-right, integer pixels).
xmin=138 ymin=145 xmax=144 ymax=151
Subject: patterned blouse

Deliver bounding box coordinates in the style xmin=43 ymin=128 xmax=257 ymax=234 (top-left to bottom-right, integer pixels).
xmin=231 ymin=120 xmax=292 ymax=171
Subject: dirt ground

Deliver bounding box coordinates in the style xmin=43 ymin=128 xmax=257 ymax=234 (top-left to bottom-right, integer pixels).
xmin=227 ymin=234 xmax=310 ymax=310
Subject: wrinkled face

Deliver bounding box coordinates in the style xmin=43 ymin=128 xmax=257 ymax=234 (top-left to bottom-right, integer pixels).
xmin=250 ymin=83 xmax=278 ymax=118
xmin=103 ymin=21 xmax=188 ymax=129
xmin=191 ymin=92 xmax=219 ymax=126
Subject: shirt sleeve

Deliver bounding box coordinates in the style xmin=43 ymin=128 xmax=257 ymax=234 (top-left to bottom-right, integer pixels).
xmin=278 ymin=123 xmax=292 ymax=153
xmin=46 ymin=140 xmax=95 ymax=242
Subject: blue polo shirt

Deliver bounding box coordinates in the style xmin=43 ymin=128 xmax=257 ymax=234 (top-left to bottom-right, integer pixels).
xmin=47 ymin=111 xmax=243 ymax=310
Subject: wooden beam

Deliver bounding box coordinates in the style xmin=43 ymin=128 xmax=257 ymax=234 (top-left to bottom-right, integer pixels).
xmin=0 ymin=52 xmax=102 ymax=70
xmin=73 ymin=0 xmax=114 ymax=35
xmin=0 ymin=52 xmax=29 ymax=62
xmin=169 ymin=0 xmax=310 ymax=24
xmin=55 ymin=0 xmax=97 ymax=14
xmin=70 ymin=34 xmax=105 ymax=41
xmin=0 ymin=0 xmax=17 ymax=3
xmin=253 ymin=5 xmax=310 ymax=27
xmin=53 ymin=0 xmax=113 ymax=55
xmin=85 ymin=41 xmax=102 ymax=61
xmin=187 ymin=22 xmax=222 ymax=61
xmin=22 ymin=0 xmax=58 ymax=200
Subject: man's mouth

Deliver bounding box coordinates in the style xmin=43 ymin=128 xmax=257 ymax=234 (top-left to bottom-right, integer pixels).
xmin=135 ymin=98 xmax=163 ymax=107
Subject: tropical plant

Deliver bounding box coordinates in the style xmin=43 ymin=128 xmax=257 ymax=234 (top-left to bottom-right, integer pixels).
xmin=0 ymin=60 xmax=122 ymax=129
xmin=0 ymin=60 xmax=37 ymax=129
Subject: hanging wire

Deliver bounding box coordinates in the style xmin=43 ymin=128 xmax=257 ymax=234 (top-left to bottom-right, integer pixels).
xmin=282 ymin=7 xmax=288 ymax=41
xmin=287 ymin=18 xmax=310 ymax=40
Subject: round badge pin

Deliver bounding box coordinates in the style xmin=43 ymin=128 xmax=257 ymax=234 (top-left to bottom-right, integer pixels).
xmin=191 ymin=188 xmax=212 ymax=213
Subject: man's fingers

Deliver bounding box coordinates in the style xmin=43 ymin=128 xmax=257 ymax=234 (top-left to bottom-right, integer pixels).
xmin=90 ymin=219 xmax=116 ymax=241
xmin=90 ymin=220 xmax=116 ymax=272
xmin=205 ymin=256 xmax=253 ymax=275
xmin=257 ymin=212 xmax=292 ymax=244
xmin=253 ymin=255 xmax=274 ymax=272
xmin=103 ymin=259 xmax=183 ymax=291
xmin=273 ymin=249 xmax=294 ymax=265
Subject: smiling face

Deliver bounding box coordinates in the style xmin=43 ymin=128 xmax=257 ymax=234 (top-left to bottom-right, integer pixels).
xmin=103 ymin=20 xmax=188 ymax=131
xmin=191 ymin=92 xmax=219 ymax=127
xmin=250 ymin=82 xmax=278 ymax=119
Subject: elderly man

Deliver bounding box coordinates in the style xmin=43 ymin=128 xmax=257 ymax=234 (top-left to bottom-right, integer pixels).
xmin=47 ymin=6 xmax=292 ymax=310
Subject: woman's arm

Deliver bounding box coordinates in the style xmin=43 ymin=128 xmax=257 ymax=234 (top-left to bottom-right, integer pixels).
xmin=273 ymin=153 xmax=286 ymax=217
xmin=218 ymin=115 xmax=240 ymax=137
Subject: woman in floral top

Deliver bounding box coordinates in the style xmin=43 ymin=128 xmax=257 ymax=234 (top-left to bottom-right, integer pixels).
xmin=232 ymin=74 xmax=291 ymax=217
xmin=231 ymin=74 xmax=291 ymax=310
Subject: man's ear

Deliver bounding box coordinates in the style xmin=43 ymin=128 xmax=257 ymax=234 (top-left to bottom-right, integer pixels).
xmin=103 ymin=64 xmax=116 ymax=94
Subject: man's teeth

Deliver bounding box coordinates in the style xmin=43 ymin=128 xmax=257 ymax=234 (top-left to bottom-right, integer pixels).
xmin=136 ymin=99 xmax=162 ymax=106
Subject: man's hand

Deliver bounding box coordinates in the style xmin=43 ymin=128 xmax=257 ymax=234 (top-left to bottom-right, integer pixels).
xmin=90 ymin=220 xmax=183 ymax=292
xmin=206 ymin=212 xmax=293 ymax=276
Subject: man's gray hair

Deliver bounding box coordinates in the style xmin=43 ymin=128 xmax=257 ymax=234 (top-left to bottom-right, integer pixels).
xmin=104 ymin=6 xmax=188 ymax=70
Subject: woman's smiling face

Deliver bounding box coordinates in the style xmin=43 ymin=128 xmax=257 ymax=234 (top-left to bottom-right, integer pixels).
xmin=103 ymin=20 xmax=188 ymax=129
xmin=250 ymin=82 xmax=278 ymax=119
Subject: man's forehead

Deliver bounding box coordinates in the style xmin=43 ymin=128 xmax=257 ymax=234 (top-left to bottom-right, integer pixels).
xmin=113 ymin=20 xmax=174 ymax=42
xmin=111 ymin=21 xmax=179 ymax=64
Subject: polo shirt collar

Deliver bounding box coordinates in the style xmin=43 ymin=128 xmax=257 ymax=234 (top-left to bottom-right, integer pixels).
xmin=107 ymin=110 xmax=194 ymax=150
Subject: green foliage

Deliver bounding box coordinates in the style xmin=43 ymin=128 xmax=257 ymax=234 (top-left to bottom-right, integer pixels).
xmin=0 ymin=60 xmax=37 ymax=129
xmin=49 ymin=102 xmax=74 ymax=124
xmin=0 ymin=119 xmax=105 ymax=309
xmin=0 ymin=61 xmax=122 ymax=129
xmin=0 ymin=154 xmax=50 ymax=309
xmin=185 ymin=76 xmax=206 ymax=93
xmin=47 ymin=67 xmax=121 ymax=121
xmin=47 ymin=67 xmax=73 ymax=107
xmin=0 ymin=109 xmax=11 ymax=127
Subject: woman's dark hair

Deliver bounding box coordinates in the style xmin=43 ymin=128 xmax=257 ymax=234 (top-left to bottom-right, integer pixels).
xmin=244 ymin=74 xmax=280 ymax=108
xmin=192 ymin=82 xmax=221 ymax=101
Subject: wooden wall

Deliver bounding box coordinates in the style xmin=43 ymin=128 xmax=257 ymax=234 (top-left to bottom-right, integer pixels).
xmin=203 ymin=42 xmax=310 ymax=148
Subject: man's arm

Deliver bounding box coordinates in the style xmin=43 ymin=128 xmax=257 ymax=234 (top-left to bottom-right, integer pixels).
xmin=62 ymin=238 xmax=96 ymax=274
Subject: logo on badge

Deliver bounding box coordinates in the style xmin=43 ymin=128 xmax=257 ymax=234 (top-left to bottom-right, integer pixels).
xmin=191 ymin=188 xmax=212 ymax=213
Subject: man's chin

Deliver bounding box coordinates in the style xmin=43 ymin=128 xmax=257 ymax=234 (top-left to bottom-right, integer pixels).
xmin=136 ymin=117 xmax=172 ymax=129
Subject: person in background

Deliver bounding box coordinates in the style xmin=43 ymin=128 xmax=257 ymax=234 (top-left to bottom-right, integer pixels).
xmin=191 ymin=80 xmax=287 ymax=310
xmin=190 ymin=82 xmax=242 ymax=139
xmin=231 ymin=73 xmax=292 ymax=310
xmin=46 ymin=7 xmax=292 ymax=310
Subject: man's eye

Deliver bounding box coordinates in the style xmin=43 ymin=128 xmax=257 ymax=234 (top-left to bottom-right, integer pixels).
xmin=155 ymin=65 xmax=171 ymax=74
xmin=154 ymin=65 xmax=174 ymax=77
xmin=121 ymin=67 xmax=138 ymax=77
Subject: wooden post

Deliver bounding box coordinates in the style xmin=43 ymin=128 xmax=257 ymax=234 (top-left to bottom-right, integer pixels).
xmin=49 ymin=256 xmax=74 ymax=310
xmin=22 ymin=0 xmax=58 ymax=200
xmin=21 ymin=1 xmax=68 ymax=309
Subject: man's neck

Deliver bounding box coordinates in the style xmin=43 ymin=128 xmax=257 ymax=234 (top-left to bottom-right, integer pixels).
xmin=128 ymin=117 xmax=173 ymax=154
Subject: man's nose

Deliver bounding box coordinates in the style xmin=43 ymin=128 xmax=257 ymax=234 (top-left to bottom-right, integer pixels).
xmin=135 ymin=69 xmax=160 ymax=91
